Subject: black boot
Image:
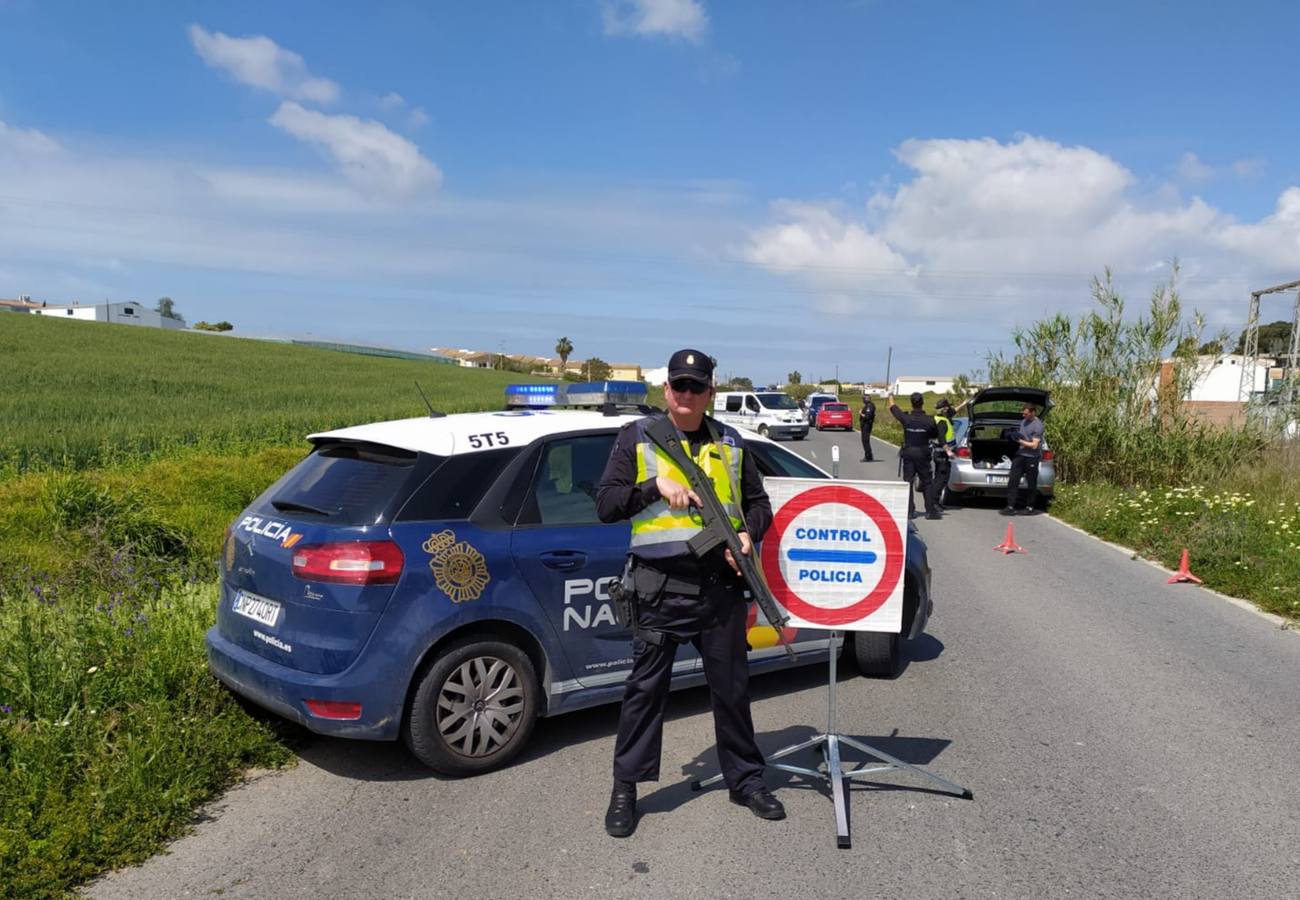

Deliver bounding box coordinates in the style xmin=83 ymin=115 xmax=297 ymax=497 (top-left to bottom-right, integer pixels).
xmin=729 ymin=787 xmax=786 ymax=820
xmin=604 ymin=781 xmax=637 ymax=837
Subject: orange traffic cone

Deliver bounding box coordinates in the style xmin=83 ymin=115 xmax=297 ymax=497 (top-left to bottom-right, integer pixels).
xmin=993 ymin=522 xmax=1026 ymax=554
xmin=1166 ymin=548 xmax=1203 ymax=584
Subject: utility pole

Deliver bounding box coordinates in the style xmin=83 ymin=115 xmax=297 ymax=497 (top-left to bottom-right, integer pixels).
xmin=884 ymin=346 xmax=893 ymax=391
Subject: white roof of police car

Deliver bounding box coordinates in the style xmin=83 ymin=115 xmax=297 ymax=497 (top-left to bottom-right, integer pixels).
xmin=309 ymin=410 xmax=784 ymax=459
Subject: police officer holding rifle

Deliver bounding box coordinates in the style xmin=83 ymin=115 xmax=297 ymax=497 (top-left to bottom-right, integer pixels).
xmin=596 ymin=348 xmax=785 ymax=838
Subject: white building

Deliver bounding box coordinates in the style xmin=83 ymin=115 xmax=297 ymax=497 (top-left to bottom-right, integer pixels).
xmin=30 ymin=301 xmax=184 ymax=330
xmin=892 ymin=375 xmax=957 ymax=396
xmin=1155 ymin=354 xmax=1277 ymax=428
xmin=642 ymin=366 xmax=668 ymax=387
xmin=1179 ymin=354 xmax=1273 ymax=401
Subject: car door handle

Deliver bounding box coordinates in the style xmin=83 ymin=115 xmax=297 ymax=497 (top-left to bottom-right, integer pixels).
xmin=539 ymin=550 xmax=587 ymax=571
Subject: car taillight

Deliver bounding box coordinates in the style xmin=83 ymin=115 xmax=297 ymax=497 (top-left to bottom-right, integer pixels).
xmin=305 ymin=700 xmax=363 ymax=720
xmin=1042 ymin=450 xmax=1054 ymax=461
xmin=291 ymin=541 xmax=405 ymax=585
xmin=956 ymin=447 xmax=971 ymax=458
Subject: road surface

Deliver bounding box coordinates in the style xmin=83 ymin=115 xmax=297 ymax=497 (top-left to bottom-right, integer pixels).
xmin=90 ymin=427 xmax=1300 ymax=899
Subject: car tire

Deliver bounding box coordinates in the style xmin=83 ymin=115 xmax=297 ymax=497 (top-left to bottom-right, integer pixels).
xmin=758 ymin=425 xmax=769 ymax=438
xmin=403 ymin=638 xmax=540 ymax=776
xmin=793 ymin=434 xmax=805 ymax=441
xmin=852 ymin=631 xmax=900 ymax=678
xmin=1034 ymin=494 xmax=1053 ymax=512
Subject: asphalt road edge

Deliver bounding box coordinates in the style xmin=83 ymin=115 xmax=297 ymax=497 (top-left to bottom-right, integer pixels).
xmin=869 ymin=432 xmax=1296 ymax=633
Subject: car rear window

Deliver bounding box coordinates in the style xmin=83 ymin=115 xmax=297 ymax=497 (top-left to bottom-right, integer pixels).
xmin=270 ymin=441 xmax=424 ymax=526
xmin=824 ymin=403 xmax=849 ymax=411
xmin=397 ymin=448 xmax=520 ymax=521
xmin=750 ymin=442 xmax=828 ymax=479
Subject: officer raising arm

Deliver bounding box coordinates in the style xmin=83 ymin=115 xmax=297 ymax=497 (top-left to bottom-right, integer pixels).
xmin=595 ymin=348 xmax=782 ymax=839
xmin=887 ymin=392 xmax=942 ymax=520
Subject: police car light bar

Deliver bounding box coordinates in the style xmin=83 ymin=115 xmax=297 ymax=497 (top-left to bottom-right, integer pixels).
xmin=563 ymin=381 xmax=648 ymax=407
xmin=505 ymin=383 xmax=565 ymax=408
xmin=505 ymin=381 xmax=648 ymax=410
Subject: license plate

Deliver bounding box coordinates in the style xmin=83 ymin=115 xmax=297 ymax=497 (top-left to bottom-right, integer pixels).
xmin=986 ymin=475 xmax=1009 ymax=485
xmin=232 ymin=591 xmax=281 ymax=627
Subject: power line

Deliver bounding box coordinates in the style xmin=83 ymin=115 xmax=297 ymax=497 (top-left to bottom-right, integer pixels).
xmin=0 ymin=191 xmax=1280 ymax=288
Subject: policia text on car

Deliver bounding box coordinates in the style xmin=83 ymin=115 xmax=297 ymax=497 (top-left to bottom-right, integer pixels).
xmin=595 ymin=348 xmax=786 ymax=838
xmin=888 ymin=392 xmax=942 ymax=520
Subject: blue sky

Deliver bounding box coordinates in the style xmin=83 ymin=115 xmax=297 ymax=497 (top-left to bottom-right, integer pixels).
xmin=2 ymin=1 xmax=1298 ymax=383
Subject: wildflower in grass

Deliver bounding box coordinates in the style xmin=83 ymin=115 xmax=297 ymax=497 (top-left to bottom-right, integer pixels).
xmin=1 ymin=705 xmax=12 ymax=715
xmin=87 ymin=666 xmax=99 ymax=674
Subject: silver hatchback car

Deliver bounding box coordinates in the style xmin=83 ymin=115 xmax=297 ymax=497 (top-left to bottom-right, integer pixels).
xmin=942 ymin=386 xmax=1055 ymax=508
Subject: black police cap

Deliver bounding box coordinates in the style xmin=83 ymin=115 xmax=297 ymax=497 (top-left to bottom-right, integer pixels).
xmin=667 ymin=348 xmax=714 ymax=384
xmin=910 ymin=391 xmax=925 ymax=407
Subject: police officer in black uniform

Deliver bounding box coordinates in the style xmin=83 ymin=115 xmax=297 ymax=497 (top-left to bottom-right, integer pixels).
xmin=595 ymin=349 xmax=783 ymax=838
xmin=859 ymin=395 xmax=877 ymax=461
xmin=888 ymin=392 xmax=941 ymax=520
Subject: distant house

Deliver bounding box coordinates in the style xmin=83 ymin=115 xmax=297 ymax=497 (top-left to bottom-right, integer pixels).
xmin=507 ymin=353 xmax=552 ymax=372
xmin=545 ymin=357 xmax=584 ymax=377
xmin=892 ymin=375 xmax=957 ymax=396
xmin=431 ymin=347 xmax=494 ymax=369
xmin=609 ymin=362 xmax=643 ymax=382
xmin=30 ymin=301 xmax=185 ymax=330
xmin=0 ymin=297 xmax=43 ymax=314
xmin=1156 ymin=354 xmax=1275 ymax=427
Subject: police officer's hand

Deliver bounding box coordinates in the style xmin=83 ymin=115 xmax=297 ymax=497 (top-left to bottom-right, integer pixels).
xmin=724 ymin=532 xmax=753 ymax=577
xmin=655 ymin=475 xmax=701 ymax=510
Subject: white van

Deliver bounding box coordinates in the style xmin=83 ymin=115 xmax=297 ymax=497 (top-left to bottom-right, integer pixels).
xmin=713 ymin=391 xmax=809 ymax=440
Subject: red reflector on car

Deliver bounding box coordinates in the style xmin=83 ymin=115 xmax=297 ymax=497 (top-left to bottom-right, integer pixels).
xmin=956 ymin=447 xmax=971 ymax=458
xmin=1042 ymin=450 xmax=1054 ymax=461
xmin=305 ymin=700 xmax=363 ymax=720
xmin=291 ymin=541 xmax=405 ymax=585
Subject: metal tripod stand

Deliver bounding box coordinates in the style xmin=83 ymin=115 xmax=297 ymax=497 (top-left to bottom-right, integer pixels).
xmin=690 ymin=631 xmax=973 ymax=848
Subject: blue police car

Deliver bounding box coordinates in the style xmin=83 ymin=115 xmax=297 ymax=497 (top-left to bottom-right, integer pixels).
xmin=206 ymin=383 xmax=934 ymax=775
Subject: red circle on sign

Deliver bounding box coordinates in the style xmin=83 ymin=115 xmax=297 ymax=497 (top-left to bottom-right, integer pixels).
xmin=760 ymin=485 xmax=904 ymax=627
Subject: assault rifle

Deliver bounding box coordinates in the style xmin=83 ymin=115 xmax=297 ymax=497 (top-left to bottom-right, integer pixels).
xmin=643 ymin=415 xmax=797 ymax=661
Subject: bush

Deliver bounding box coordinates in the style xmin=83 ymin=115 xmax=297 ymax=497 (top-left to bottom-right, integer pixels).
xmin=984 ymin=269 xmax=1270 ymax=488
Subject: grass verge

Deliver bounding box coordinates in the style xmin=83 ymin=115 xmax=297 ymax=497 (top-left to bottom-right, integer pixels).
xmin=0 ymin=576 xmax=295 ymax=899
xmin=1052 ymin=477 xmax=1300 ymax=620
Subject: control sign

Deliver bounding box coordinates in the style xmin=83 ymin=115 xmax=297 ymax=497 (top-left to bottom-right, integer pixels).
xmin=759 ymin=478 xmax=909 ymax=633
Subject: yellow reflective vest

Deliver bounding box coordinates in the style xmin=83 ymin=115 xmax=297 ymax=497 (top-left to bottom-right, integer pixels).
xmin=934 ymin=414 xmax=955 ymax=444
xmin=629 ymin=417 xmax=745 ymax=560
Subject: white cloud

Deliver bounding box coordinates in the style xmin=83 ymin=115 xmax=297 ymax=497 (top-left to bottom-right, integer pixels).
xmin=268 ymin=101 xmax=441 ymax=194
xmin=1178 ymin=151 xmax=1214 ymax=182
xmin=379 ymin=91 xmax=405 ymax=110
xmin=602 ymin=0 xmax=709 ymax=43
xmin=1232 ymin=158 xmax=1265 ymax=178
xmin=745 ymin=201 xmax=911 ymax=277
xmin=0 ymin=119 xmax=60 ymax=156
xmin=744 ymin=135 xmax=1300 ymax=325
xmin=188 ymin=25 xmax=339 ymax=104
xmin=407 ymin=107 xmax=431 ymax=129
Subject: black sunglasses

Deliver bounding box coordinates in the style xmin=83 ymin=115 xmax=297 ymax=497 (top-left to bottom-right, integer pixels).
xmin=669 ymin=378 xmax=709 ymax=394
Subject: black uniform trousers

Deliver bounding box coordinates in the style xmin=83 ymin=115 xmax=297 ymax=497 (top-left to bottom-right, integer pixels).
xmin=860 ymin=423 xmax=874 ymax=461
xmin=933 ymin=451 xmax=951 ymax=506
xmin=1005 ymin=456 xmax=1040 ymax=509
xmin=612 ymin=576 xmax=765 ymax=796
xmin=900 ymin=447 xmax=936 ymax=517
